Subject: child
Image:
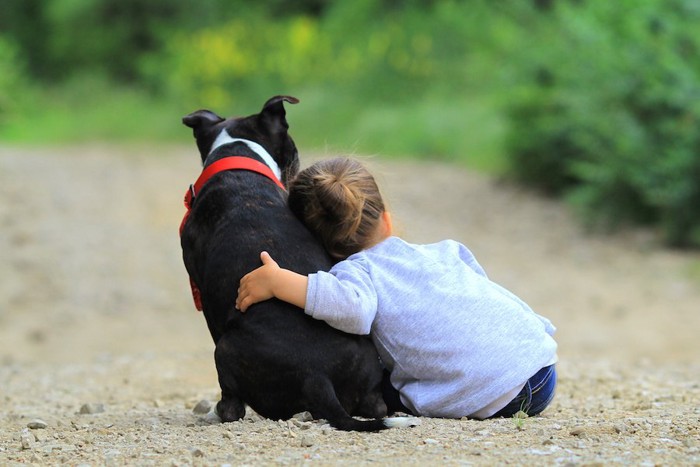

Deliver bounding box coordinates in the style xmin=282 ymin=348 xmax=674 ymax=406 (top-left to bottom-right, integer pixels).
xmin=236 ymin=157 xmax=558 ymax=419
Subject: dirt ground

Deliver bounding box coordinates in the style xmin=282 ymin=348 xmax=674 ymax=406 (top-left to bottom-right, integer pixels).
xmin=1 ymin=144 xmax=698 ymax=466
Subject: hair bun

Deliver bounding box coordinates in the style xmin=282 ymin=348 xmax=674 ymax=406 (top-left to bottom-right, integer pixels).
xmin=314 ymin=170 xmax=364 ymax=236
xmin=288 ymin=157 xmax=385 ymax=259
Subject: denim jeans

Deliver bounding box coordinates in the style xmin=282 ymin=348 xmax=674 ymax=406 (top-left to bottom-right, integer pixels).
xmin=489 ymin=364 xmax=557 ymax=418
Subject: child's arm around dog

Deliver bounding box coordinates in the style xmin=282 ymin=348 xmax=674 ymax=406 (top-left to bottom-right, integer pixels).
xmin=236 ymin=251 xmax=308 ymax=311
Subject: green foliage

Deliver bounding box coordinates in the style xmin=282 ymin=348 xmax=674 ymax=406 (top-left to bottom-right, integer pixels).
xmin=142 ymin=0 xmax=511 ymax=170
xmin=0 ymin=0 xmax=245 ymax=82
xmin=0 ymin=36 xmax=30 ymax=123
xmin=504 ymin=0 xmax=700 ymax=247
xmin=3 ymin=0 xmax=700 ymax=247
xmin=0 ymin=73 xmax=184 ymax=144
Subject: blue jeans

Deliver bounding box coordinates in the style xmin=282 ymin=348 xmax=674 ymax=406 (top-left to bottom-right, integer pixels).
xmin=489 ymin=364 xmax=557 ymax=418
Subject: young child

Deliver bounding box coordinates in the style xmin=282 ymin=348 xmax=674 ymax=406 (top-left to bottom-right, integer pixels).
xmin=236 ymin=157 xmax=558 ymax=419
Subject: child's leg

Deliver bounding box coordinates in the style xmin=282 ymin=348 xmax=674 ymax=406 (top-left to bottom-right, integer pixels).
xmin=489 ymin=364 xmax=557 ymax=418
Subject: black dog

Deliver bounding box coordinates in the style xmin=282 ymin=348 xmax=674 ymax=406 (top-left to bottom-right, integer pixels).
xmin=180 ymin=96 xmax=412 ymax=431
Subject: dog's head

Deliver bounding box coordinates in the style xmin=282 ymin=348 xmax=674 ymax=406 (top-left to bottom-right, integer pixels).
xmin=183 ymin=95 xmax=300 ymax=185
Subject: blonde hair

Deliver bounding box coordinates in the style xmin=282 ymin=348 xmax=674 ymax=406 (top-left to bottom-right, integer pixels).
xmin=288 ymin=157 xmax=386 ymax=260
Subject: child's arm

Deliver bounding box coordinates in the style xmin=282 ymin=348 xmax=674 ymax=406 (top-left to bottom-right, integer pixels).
xmin=236 ymin=251 xmax=308 ymax=312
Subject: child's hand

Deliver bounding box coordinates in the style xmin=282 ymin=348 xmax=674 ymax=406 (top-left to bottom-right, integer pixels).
xmin=236 ymin=251 xmax=280 ymax=312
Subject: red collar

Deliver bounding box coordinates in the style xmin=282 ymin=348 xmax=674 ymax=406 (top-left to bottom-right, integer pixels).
xmin=179 ymin=156 xmax=285 ymax=312
xmin=184 ymin=156 xmax=285 ymax=209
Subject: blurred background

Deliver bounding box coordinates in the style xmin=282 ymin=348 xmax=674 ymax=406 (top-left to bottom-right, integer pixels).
xmin=1 ymin=0 xmax=700 ymax=246
xmin=1 ymin=5 xmax=699 ymax=464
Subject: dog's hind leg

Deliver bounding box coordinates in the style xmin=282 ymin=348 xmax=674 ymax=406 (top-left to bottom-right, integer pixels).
xmin=302 ymin=376 xmax=390 ymax=432
xmin=354 ymin=382 xmax=388 ymax=420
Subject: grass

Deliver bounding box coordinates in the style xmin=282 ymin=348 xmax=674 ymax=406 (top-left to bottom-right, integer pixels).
xmin=1 ymin=81 xmax=508 ymax=175
xmin=685 ymin=259 xmax=700 ymax=285
xmin=267 ymin=86 xmax=508 ymax=174
xmin=0 ymin=77 xmax=190 ymax=145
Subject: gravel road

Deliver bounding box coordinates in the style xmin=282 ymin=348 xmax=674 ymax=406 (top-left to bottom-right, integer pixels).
xmin=1 ymin=144 xmax=698 ymax=465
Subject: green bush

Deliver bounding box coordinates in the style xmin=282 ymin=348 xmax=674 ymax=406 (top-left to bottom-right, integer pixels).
xmin=0 ymin=36 xmax=29 ymax=123
xmin=505 ymin=0 xmax=700 ymax=247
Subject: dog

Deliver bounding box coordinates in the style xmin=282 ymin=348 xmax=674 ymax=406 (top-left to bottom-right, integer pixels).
xmin=180 ymin=96 xmax=414 ymax=431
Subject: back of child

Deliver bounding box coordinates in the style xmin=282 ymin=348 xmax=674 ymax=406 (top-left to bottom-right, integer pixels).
xmin=239 ymin=157 xmax=558 ymax=419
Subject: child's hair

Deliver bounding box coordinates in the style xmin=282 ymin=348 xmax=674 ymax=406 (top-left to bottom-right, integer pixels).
xmin=288 ymin=157 xmax=386 ymax=260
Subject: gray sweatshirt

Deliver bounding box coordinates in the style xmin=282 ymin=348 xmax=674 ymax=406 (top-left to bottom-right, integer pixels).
xmin=305 ymin=236 xmax=557 ymax=418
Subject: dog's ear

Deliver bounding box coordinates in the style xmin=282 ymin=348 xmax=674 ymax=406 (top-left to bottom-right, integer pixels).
xmin=259 ymin=96 xmax=299 ymax=134
xmin=182 ymin=110 xmax=225 ymax=129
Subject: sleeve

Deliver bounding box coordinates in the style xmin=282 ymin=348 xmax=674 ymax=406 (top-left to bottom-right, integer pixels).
xmin=453 ymin=241 xmax=488 ymax=278
xmin=490 ymin=281 xmax=557 ymax=336
xmin=304 ymin=259 xmax=378 ymax=335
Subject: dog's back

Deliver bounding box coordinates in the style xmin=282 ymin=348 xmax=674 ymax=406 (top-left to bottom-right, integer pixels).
xmin=180 ymin=97 xmax=393 ymax=431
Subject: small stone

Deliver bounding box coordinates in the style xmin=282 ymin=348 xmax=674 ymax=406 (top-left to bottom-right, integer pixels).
xmin=27 ymin=419 xmax=48 ymax=429
xmin=192 ymin=400 xmax=212 ymax=415
xmin=293 ymin=411 xmax=313 ymax=422
xmin=291 ymin=418 xmax=313 ymax=430
xmin=569 ymin=427 xmax=585 ymax=437
xmin=423 ymin=438 xmax=439 ymax=445
xmin=613 ymin=423 xmax=628 ymax=434
xmin=191 ymin=447 xmax=205 ymax=457
xmin=203 ymin=410 xmax=221 ymax=424
xmin=20 ymin=428 xmax=35 ymax=450
xmin=300 ymin=435 xmax=315 ymax=447
xmin=79 ymin=403 xmax=105 ymax=415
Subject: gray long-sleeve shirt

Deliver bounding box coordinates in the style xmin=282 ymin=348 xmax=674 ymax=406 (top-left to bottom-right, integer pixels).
xmin=305 ymin=236 xmax=557 ymax=418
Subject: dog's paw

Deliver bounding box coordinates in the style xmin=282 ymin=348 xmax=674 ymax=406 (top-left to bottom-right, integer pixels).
xmin=383 ymin=416 xmax=422 ymax=428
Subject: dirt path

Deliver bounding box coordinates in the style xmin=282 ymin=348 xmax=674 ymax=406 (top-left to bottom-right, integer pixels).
xmin=1 ymin=145 xmax=698 ymax=465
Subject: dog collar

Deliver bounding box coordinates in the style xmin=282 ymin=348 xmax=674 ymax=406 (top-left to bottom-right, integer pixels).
xmin=209 ymin=133 xmax=283 ymax=181
xmin=179 ymin=156 xmax=285 ymax=312
xmin=184 ymin=156 xmax=285 ymax=209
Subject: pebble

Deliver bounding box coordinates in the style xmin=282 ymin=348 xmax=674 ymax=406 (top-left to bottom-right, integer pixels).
xmin=293 ymin=411 xmax=313 ymax=422
xmin=613 ymin=423 xmax=628 ymax=434
xmin=570 ymin=427 xmax=586 ymax=437
xmin=27 ymin=419 xmax=48 ymax=429
xmin=203 ymin=410 xmax=221 ymax=424
xmin=300 ymin=435 xmax=315 ymax=447
xmin=291 ymin=418 xmax=313 ymax=430
xmin=192 ymin=399 xmax=212 ymax=415
xmin=20 ymin=428 xmax=35 ymax=450
xmin=79 ymin=403 xmax=105 ymax=415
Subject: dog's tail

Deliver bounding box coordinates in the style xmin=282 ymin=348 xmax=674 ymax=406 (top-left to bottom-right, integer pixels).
xmin=308 ymin=377 xmax=420 ymax=432
xmin=330 ymin=415 xmax=421 ymax=432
